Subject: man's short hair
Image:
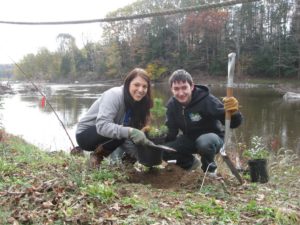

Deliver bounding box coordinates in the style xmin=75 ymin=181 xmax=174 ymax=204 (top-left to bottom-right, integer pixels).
xmin=169 ymin=69 xmax=194 ymax=86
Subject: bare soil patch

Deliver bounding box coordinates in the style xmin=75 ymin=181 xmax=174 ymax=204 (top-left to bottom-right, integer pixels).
xmin=126 ymin=163 xmax=222 ymax=190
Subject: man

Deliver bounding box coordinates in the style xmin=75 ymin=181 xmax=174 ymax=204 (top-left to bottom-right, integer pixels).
xmin=163 ymin=69 xmax=243 ymax=173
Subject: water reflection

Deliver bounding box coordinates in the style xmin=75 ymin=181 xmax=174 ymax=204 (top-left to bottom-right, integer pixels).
xmin=0 ymin=82 xmax=299 ymax=154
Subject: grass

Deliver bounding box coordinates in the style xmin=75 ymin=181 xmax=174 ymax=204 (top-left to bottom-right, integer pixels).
xmin=0 ymin=130 xmax=299 ymax=224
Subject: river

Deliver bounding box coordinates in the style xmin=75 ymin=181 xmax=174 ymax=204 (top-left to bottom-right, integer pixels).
xmin=0 ymin=82 xmax=299 ymax=154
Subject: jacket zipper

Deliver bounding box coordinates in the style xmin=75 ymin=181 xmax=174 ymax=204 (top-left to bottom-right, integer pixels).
xmin=182 ymin=106 xmax=187 ymax=134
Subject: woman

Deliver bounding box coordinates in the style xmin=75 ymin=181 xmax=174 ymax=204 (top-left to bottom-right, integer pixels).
xmin=75 ymin=68 xmax=153 ymax=167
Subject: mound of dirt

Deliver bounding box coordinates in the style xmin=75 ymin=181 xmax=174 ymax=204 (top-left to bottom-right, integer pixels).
xmin=126 ymin=163 xmax=219 ymax=190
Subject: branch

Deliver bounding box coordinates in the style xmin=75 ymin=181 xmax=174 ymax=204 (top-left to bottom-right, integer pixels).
xmin=10 ymin=58 xmax=75 ymax=149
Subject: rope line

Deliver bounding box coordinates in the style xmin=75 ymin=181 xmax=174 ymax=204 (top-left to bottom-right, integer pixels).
xmin=0 ymin=0 xmax=259 ymax=25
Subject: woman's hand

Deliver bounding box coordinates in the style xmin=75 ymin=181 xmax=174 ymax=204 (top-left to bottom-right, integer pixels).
xmin=129 ymin=128 xmax=152 ymax=145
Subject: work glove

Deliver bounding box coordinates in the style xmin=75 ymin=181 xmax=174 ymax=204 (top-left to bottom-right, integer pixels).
xmin=223 ymin=96 xmax=239 ymax=113
xmin=129 ymin=128 xmax=152 ymax=145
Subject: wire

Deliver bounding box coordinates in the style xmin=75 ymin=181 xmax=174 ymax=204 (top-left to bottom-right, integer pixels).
xmin=0 ymin=0 xmax=259 ymax=25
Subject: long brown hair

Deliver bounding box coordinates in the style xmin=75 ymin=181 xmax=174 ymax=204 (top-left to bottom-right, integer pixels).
xmin=123 ymin=68 xmax=153 ymax=129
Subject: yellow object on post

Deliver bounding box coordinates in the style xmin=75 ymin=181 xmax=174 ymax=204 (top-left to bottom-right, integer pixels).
xmin=221 ymin=52 xmax=244 ymax=185
xmin=223 ymin=96 xmax=239 ymax=113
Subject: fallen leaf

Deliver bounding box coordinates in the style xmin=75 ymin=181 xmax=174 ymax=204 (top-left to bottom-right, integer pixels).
xmin=42 ymin=201 xmax=54 ymax=209
xmin=256 ymin=193 xmax=265 ymax=201
xmin=110 ymin=203 xmax=121 ymax=211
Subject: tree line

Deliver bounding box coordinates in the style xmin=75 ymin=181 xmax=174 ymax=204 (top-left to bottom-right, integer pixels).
xmin=13 ymin=0 xmax=300 ymax=82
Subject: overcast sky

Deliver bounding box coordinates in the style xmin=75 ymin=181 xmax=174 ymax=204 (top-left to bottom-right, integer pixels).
xmin=0 ymin=0 xmax=136 ymax=64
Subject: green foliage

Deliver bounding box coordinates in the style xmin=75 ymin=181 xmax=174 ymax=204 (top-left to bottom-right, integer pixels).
xmin=247 ymin=48 xmax=277 ymax=77
xmin=0 ymin=130 xmax=299 ymax=224
xmin=105 ymin=40 xmax=122 ymax=77
xmin=81 ymin=183 xmax=116 ymax=203
xmin=275 ymin=208 xmax=299 ymax=225
xmin=147 ymin=98 xmax=168 ymax=138
xmin=90 ymin=168 xmax=122 ymax=182
xmin=121 ymin=196 xmax=147 ymax=209
xmin=8 ymin=137 xmax=58 ymax=167
xmin=0 ymin=210 xmax=10 ymax=225
xmin=0 ymin=158 xmax=16 ymax=178
xmin=148 ymin=125 xmax=168 ymax=139
xmin=0 ymin=158 xmax=18 ymax=185
xmin=68 ymin=156 xmax=86 ymax=188
xmin=198 ymin=184 xmax=217 ymax=194
xmin=150 ymin=98 xmax=167 ymax=118
xmin=208 ymin=58 xmax=226 ymax=76
xmin=146 ymin=62 xmax=168 ymax=80
xmin=8 ymin=0 xmax=300 ymax=81
xmin=185 ymin=199 xmax=239 ymax=223
xmin=243 ymin=200 xmax=275 ymax=218
xmin=60 ymin=56 xmax=72 ymax=77
xmin=243 ymin=136 xmax=270 ymax=159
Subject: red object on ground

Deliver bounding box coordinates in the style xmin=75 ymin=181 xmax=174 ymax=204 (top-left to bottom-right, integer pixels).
xmin=40 ymin=96 xmax=46 ymax=108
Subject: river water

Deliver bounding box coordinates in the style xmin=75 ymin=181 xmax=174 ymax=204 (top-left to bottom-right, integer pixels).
xmin=0 ymin=82 xmax=299 ymax=154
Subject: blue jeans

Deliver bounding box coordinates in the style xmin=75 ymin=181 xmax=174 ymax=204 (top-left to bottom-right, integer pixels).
xmin=163 ymin=133 xmax=223 ymax=171
xmin=109 ymin=140 xmax=139 ymax=163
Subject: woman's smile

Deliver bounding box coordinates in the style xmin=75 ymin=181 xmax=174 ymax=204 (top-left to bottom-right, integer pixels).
xmin=129 ymin=76 xmax=148 ymax=101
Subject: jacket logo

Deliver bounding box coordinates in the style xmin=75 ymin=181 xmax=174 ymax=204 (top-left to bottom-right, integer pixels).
xmin=189 ymin=113 xmax=201 ymax=122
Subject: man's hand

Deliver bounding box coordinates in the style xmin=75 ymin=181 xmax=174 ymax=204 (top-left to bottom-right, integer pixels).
xmin=223 ymin=96 xmax=239 ymax=113
xmin=129 ymin=128 xmax=152 ymax=145
xmin=141 ymin=125 xmax=151 ymax=133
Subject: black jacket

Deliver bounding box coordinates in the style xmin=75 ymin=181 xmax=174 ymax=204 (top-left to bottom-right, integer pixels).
xmin=165 ymin=85 xmax=243 ymax=141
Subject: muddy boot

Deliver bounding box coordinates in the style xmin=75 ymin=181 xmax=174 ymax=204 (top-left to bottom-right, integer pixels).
xmin=122 ymin=153 xmax=137 ymax=165
xmin=201 ymin=157 xmax=217 ymax=173
xmin=89 ymin=145 xmax=110 ymax=168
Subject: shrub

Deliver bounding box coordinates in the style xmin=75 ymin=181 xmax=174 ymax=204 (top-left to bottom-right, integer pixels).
xmin=147 ymin=98 xmax=168 ymax=139
xmin=243 ymin=136 xmax=269 ymax=160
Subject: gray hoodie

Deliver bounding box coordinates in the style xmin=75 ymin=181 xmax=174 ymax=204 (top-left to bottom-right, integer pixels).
xmin=76 ymin=86 xmax=130 ymax=139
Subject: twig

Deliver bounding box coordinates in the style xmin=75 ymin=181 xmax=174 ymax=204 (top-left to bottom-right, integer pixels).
xmin=199 ymin=162 xmax=214 ymax=192
xmin=0 ymin=191 xmax=26 ymax=196
xmin=199 ymin=163 xmax=230 ymax=194
xmin=10 ymin=57 xmax=75 ymax=149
